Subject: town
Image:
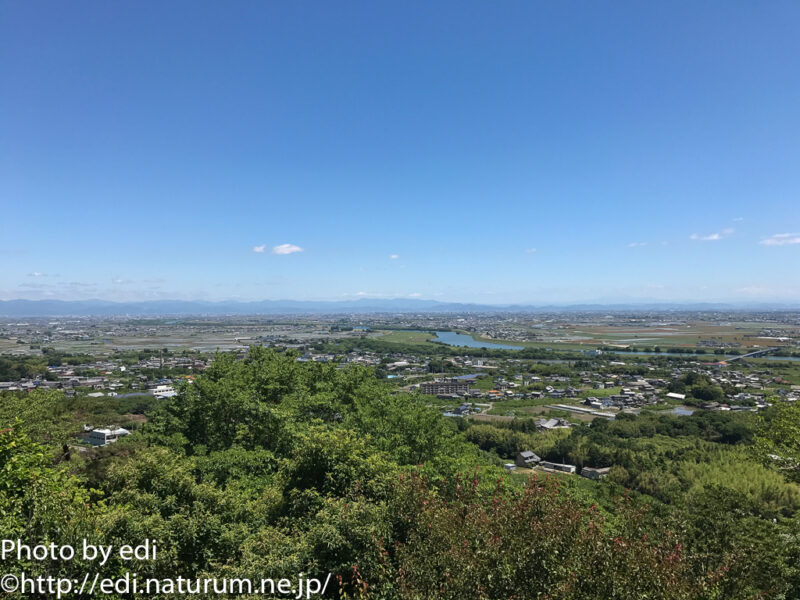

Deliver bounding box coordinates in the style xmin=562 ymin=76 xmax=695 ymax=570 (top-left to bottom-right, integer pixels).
xmin=2 ymin=311 xmax=799 ymax=476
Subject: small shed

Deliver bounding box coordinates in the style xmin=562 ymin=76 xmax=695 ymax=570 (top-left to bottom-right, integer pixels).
xmin=515 ymin=450 xmax=541 ymax=468
xmin=580 ymin=466 xmax=612 ymax=480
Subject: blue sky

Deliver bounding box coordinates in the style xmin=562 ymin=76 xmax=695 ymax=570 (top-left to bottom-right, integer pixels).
xmin=2 ymin=1 xmax=799 ymax=304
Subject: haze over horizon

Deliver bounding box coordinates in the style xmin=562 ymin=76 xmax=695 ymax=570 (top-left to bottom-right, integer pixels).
xmin=2 ymin=297 xmax=800 ymax=319
xmin=2 ymin=2 xmax=799 ymax=304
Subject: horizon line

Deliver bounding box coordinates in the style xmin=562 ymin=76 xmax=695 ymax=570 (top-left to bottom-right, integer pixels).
xmin=2 ymin=297 xmax=800 ymax=309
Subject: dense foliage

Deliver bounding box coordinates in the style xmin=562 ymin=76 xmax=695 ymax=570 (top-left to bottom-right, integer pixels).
xmin=1 ymin=347 xmax=799 ymax=598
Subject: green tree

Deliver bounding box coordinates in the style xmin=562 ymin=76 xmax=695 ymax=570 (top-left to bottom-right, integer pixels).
xmin=756 ymin=403 xmax=800 ymax=483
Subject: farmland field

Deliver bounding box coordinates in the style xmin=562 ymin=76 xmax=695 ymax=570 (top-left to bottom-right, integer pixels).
xmin=469 ymin=320 xmax=798 ymax=351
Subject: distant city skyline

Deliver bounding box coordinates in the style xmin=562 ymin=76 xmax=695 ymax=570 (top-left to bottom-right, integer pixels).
xmin=2 ymin=2 xmax=799 ymax=304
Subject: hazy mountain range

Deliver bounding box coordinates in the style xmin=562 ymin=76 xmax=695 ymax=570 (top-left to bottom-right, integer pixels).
xmin=1 ymin=298 xmax=798 ymax=317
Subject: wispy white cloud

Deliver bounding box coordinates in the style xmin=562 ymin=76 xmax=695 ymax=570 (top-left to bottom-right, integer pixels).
xmin=524 ymin=248 xmax=537 ymax=254
xmin=760 ymin=233 xmax=800 ymax=246
xmin=252 ymin=245 xmax=266 ymax=253
xmin=390 ymin=254 xmax=400 ymax=260
xmin=690 ymin=228 xmax=734 ymax=241
xmin=627 ymin=242 xmax=647 ymax=248
xmin=27 ymin=272 xmax=46 ymax=277
xmin=733 ymin=217 xmax=744 ymax=222
xmin=408 ymin=292 xmax=422 ymax=297
xmin=18 ymin=282 xmax=54 ymax=289
xmin=272 ymin=243 xmax=303 ymax=255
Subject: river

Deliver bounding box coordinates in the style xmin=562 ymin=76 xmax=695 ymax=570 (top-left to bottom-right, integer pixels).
xmin=430 ymin=331 xmax=799 ymax=361
xmin=432 ymin=331 xmax=524 ymax=350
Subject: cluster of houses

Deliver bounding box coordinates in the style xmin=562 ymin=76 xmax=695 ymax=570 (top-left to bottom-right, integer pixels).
xmin=133 ymin=355 xmax=205 ymax=370
xmin=295 ymin=348 xmax=500 ymax=378
xmin=504 ymin=450 xmax=611 ymax=480
xmin=422 ymin=358 xmax=800 ymax=423
xmin=443 ymin=402 xmax=482 ymax=418
xmin=583 ymin=380 xmax=663 ymax=410
xmin=421 ymin=372 xmax=672 ymax=416
xmin=0 ymin=375 xmax=114 ymax=394
xmin=0 ymin=376 xmax=180 ymax=400
xmin=672 ymin=364 xmax=799 ymax=407
xmin=0 ymin=353 xmax=208 ymax=398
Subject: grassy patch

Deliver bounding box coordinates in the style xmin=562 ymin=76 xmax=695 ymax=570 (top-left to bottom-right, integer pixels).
xmin=578 ymin=386 xmax=622 ymax=398
xmin=377 ymin=330 xmax=437 ymax=345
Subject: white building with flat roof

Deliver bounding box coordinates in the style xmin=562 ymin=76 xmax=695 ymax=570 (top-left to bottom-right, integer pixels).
xmin=84 ymin=427 xmax=130 ymax=446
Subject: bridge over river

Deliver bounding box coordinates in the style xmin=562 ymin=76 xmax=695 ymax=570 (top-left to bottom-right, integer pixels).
xmin=725 ymin=347 xmax=780 ymax=362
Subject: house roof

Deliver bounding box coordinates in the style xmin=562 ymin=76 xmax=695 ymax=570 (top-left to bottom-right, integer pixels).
xmin=582 ymin=466 xmax=611 ymax=474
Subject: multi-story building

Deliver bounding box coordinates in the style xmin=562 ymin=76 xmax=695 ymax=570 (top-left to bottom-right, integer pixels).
xmin=420 ymin=378 xmax=472 ymax=396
